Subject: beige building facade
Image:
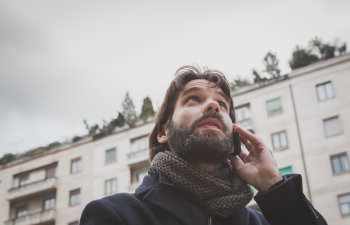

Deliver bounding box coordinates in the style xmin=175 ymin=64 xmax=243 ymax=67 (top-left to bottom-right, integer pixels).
xmin=1 ymin=54 xmax=350 ymax=225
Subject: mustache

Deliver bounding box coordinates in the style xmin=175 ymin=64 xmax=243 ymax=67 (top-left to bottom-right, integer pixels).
xmin=190 ymin=112 xmax=227 ymax=133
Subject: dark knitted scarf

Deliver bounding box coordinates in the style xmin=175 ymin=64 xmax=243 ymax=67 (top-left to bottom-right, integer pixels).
xmin=151 ymin=151 xmax=254 ymax=217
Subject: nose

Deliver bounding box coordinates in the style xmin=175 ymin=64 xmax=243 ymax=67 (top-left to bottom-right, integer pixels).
xmin=202 ymin=100 xmax=220 ymax=114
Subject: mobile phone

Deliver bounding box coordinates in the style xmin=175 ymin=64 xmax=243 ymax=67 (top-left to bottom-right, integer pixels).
xmin=232 ymin=131 xmax=241 ymax=155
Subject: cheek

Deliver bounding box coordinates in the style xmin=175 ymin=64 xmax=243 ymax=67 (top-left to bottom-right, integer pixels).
xmin=172 ymin=108 xmax=199 ymax=125
xmin=222 ymin=115 xmax=233 ymax=131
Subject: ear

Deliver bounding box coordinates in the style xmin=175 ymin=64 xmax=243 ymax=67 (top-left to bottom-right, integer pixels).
xmin=157 ymin=128 xmax=168 ymax=143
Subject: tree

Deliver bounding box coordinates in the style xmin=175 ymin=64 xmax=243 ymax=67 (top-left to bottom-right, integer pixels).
xmin=140 ymin=96 xmax=155 ymax=122
xmin=122 ymin=92 xmax=137 ymax=127
xmin=47 ymin=141 xmax=61 ymax=150
xmin=0 ymin=153 xmax=16 ymax=165
xmin=230 ymin=76 xmax=251 ymax=91
xmin=252 ymin=69 xmax=267 ymax=83
xmin=111 ymin=112 xmax=126 ymax=127
xmin=263 ymin=52 xmax=281 ymax=78
xmin=104 ymin=113 xmax=126 ymax=134
xmin=337 ymin=43 xmax=347 ymax=55
xmin=83 ymin=119 xmax=99 ymax=136
xmin=309 ymin=37 xmax=335 ymax=60
xmin=289 ymin=46 xmax=319 ymax=70
xmin=88 ymin=124 xmax=99 ymax=136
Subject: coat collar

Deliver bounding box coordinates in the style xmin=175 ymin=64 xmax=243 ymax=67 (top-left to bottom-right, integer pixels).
xmin=135 ymin=171 xmax=208 ymax=225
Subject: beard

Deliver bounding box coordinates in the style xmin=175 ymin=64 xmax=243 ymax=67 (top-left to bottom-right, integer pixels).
xmin=167 ymin=113 xmax=233 ymax=164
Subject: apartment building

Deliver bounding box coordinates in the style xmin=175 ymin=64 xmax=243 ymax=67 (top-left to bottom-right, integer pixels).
xmin=0 ymin=53 xmax=349 ymax=225
xmin=0 ymin=122 xmax=153 ymax=225
xmin=232 ymin=53 xmax=350 ymax=224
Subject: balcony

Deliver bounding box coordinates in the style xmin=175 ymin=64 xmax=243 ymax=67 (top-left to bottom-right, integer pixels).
xmin=237 ymin=118 xmax=253 ymax=131
xmin=127 ymin=148 xmax=148 ymax=165
xmin=5 ymin=209 xmax=55 ymax=225
xmin=8 ymin=177 xmax=57 ymax=201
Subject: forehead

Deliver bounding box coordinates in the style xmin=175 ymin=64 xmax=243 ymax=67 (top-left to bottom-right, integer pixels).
xmin=181 ymin=79 xmax=222 ymax=93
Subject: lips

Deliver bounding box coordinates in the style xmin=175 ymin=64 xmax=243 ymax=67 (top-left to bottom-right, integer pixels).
xmin=198 ymin=117 xmax=223 ymax=130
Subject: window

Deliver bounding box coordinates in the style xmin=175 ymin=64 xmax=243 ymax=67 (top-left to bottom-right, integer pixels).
xmin=68 ymin=221 xmax=79 ymax=225
xmin=236 ymin=105 xmax=249 ymax=122
xmin=44 ymin=197 xmax=56 ymax=210
xmin=105 ymin=178 xmax=117 ymax=195
xmin=131 ymin=136 xmax=149 ymax=153
xmin=316 ymin=81 xmax=334 ymax=101
xmin=69 ymin=189 xmax=81 ymax=206
xmin=279 ymin=166 xmax=293 ymax=175
xmin=46 ymin=167 xmax=56 ymax=179
xmin=71 ymin=157 xmax=82 ymax=174
xmin=338 ymin=194 xmax=350 ymax=216
xmin=331 ymin=153 xmax=350 ymax=174
xmin=324 ymin=116 xmax=341 ymax=137
xmin=266 ymin=97 xmax=282 ymax=115
xmin=137 ymin=171 xmax=148 ymax=185
xmin=272 ymin=131 xmax=288 ymax=150
xmin=105 ymin=147 xmax=116 ymax=164
xmin=18 ymin=175 xmax=29 ymax=187
xmin=16 ymin=206 xmax=27 ymax=218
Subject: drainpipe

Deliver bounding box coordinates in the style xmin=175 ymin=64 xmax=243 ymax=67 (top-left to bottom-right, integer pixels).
xmin=289 ymin=84 xmax=312 ymax=203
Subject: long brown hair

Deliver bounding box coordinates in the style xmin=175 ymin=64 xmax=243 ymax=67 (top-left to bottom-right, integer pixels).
xmin=149 ymin=66 xmax=236 ymax=160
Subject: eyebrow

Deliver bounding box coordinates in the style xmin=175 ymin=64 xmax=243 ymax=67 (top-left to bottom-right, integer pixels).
xmin=181 ymin=86 xmax=230 ymax=103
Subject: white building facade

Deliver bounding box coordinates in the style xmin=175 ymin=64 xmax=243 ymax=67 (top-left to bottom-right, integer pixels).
xmin=0 ymin=54 xmax=350 ymax=225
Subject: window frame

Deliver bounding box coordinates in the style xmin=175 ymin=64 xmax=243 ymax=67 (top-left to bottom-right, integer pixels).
xmin=323 ymin=116 xmax=342 ymax=138
xmin=130 ymin=135 xmax=149 ymax=153
xmin=266 ymin=97 xmax=283 ymax=116
xmin=105 ymin=178 xmax=117 ymax=195
xmin=271 ymin=130 xmax=289 ymax=151
xmin=70 ymin=157 xmax=82 ymax=174
xmin=43 ymin=197 xmax=56 ymax=211
xmin=18 ymin=174 xmax=29 ymax=187
xmin=235 ymin=104 xmax=250 ymax=123
xmin=338 ymin=193 xmax=350 ymax=217
xmin=16 ymin=205 xmax=28 ymax=218
xmin=69 ymin=188 xmax=81 ymax=206
xmin=45 ymin=167 xmax=56 ymax=179
xmin=105 ymin=147 xmax=117 ymax=164
xmin=316 ymin=81 xmax=335 ymax=101
xmin=331 ymin=153 xmax=350 ymax=174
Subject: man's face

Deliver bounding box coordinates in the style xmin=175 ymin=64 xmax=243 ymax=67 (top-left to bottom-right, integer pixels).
xmin=164 ymin=79 xmax=234 ymax=164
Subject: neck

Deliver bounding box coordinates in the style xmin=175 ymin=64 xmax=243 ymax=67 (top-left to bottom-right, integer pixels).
xmin=192 ymin=162 xmax=221 ymax=172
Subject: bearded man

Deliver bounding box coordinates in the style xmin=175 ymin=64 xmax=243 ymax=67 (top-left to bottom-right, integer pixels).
xmin=80 ymin=66 xmax=327 ymax=225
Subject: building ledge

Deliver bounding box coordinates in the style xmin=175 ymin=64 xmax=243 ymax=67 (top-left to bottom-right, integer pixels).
xmin=127 ymin=148 xmax=148 ymax=165
xmin=8 ymin=177 xmax=57 ymax=201
xmin=5 ymin=209 xmax=55 ymax=225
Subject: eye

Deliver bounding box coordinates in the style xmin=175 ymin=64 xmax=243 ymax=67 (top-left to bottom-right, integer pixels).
xmin=185 ymin=96 xmax=200 ymax=103
xmin=218 ymin=101 xmax=228 ymax=110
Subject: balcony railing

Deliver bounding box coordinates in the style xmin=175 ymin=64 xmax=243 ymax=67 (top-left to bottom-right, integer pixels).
xmin=127 ymin=148 xmax=148 ymax=165
xmin=8 ymin=177 xmax=57 ymax=200
xmin=5 ymin=209 xmax=55 ymax=225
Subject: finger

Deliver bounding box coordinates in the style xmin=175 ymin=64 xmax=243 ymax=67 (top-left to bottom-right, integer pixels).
xmin=239 ymin=135 xmax=253 ymax=151
xmin=239 ymin=150 xmax=249 ymax=163
xmin=232 ymin=124 xmax=260 ymax=144
xmin=229 ymin=154 xmax=244 ymax=170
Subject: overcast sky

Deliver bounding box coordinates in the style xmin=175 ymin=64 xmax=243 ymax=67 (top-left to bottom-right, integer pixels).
xmin=1 ymin=0 xmax=349 ymax=157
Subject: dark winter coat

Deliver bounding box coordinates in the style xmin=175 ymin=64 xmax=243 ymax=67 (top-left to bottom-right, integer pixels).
xmin=80 ymin=171 xmax=327 ymax=225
